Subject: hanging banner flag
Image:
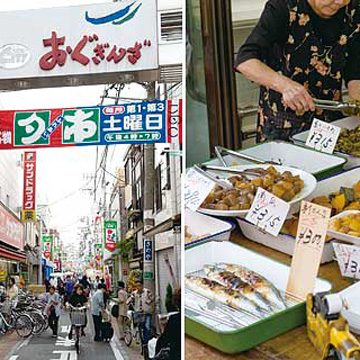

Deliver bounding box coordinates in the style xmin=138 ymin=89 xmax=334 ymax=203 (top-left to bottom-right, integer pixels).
xmin=104 ymin=220 xmax=118 ymax=252
xmin=22 ymin=152 xmax=37 ymax=222
xmin=42 ymin=235 xmax=53 ymax=260
xmin=0 ymin=101 xmax=179 ymax=150
xmin=94 ymin=243 xmax=103 ymax=270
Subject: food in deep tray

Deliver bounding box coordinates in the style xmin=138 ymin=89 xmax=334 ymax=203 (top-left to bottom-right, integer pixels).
xmin=329 ymin=212 xmax=360 ymax=237
xmin=201 ymin=166 xmax=304 ymax=210
xmin=335 ymin=126 xmax=360 ymax=157
xmin=185 ymin=226 xmax=210 ymax=244
xmin=282 ymin=180 xmax=360 ymax=238
xmin=185 ymin=263 xmax=287 ymax=319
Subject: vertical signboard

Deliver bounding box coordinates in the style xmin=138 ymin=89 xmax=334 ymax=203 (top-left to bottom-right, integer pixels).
xmin=143 ymin=238 xmax=154 ymax=279
xmin=104 ymin=220 xmax=118 ymax=251
xmin=42 ymin=235 xmax=53 ymax=260
xmin=94 ymin=243 xmax=103 ymax=270
xmin=22 ymin=152 xmax=36 ymax=222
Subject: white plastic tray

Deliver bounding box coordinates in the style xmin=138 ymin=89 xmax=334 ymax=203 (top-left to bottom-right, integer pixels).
xmin=339 ymin=282 xmax=360 ymax=335
xmin=328 ymin=210 xmax=360 ymax=245
xmin=237 ymin=217 xmax=334 ymax=264
xmin=185 ymin=241 xmax=331 ymax=294
xmin=185 ymin=209 xmax=234 ymax=248
xmin=291 ymin=117 xmax=360 ymax=169
xmin=205 ymin=141 xmax=346 ymax=176
xmin=197 ymin=164 xmax=317 ymax=218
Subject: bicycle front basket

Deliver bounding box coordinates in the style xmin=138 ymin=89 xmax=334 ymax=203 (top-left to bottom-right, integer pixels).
xmin=70 ymin=309 xmax=86 ymax=327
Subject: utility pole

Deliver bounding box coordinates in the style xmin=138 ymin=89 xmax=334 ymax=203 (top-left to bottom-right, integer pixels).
xmin=143 ymin=82 xmax=156 ymax=300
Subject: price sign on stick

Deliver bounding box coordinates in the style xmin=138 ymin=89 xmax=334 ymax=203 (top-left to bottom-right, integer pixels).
xmin=286 ymin=201 xmax=331 ymax=301
xmin=305 ymin=119 xmax=341 ymax=154
xmin=333 ymin=243 xmax=360 ymax=279
xmin=245 ymin=188 xmax=290 ymax=237
xmin=184 ymin=168 xmax=214 ymax=211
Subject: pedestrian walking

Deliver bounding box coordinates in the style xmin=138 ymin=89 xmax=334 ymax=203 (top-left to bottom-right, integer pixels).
xmin=64 ymin=275 xmax=75 ymax=303
xmin=44 ymin=285 xmax=61 ymax=337
xmin=8 ymin=277 xmax=18 ymax=301
xmin=93 ymin=276 xmax=100 ymax=291
xmin=79 ymin=275 xmax=90 ymax=297
xmin=116 ymin=281 xmax=127 ymax=341
xmin=129 ymin=280 xmax=154 ymax=346
xmin=50 ymin=276 xmax=58 ymax=289
xmin=91 ymin=283 xmax=106 ymax=342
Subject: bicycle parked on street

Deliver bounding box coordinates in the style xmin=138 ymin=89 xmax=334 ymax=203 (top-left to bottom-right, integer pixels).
xmin=124 ymin=310 xmax=150 ymax=360
xmin=69 ymin=304 xmax=87 ymax=355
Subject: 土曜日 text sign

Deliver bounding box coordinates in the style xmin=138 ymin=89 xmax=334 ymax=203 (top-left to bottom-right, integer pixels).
xmin=0 ymin=101 xmax=181 ymax=150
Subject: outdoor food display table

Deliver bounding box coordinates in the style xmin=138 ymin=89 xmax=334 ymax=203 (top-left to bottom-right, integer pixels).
xmin=185 ymin=231 xmax=357 ymax=360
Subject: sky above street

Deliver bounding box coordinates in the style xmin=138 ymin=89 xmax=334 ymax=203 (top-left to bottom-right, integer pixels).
xmin=0 ymin=0 xmax=147 ymax=248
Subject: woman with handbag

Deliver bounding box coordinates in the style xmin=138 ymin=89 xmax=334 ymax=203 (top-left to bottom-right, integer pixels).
xmin=44 ymin=285 xmax=61 ymax=337
xmin=116 ymin=281 xmax=128 ymax=341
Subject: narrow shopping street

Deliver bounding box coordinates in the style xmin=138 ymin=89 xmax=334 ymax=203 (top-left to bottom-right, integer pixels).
xmin=4 ymin=310 xmax=141 ymax=360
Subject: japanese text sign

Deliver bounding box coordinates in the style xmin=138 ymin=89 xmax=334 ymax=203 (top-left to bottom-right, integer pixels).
xmin=333 ymin=243 xmax=360 ymax=279
xmin=0 ymin=101 xmax=179 ymax=150
xmin=0 ymin=1 xmax=158 ymax=90
xmin=286 ymin=201 xmax=331 ymax=301
xmin=144 ymin=239 xmax=153 ymax=263
xmin=104 ymin=220 xmax=117 ymax=252
xmin=184 ymin=168 xmax=215 ymax=212
xmin=42 ymin=235 xmax=53 ymax=260
xmin=0 ymin=202 xmax=24 ymax=250
xmin=305 ymin=119 xmax=341 ymax=154
xmin=22 ymin=152 xmax=36 ymax=222
xmin=245 ymin=188 xmax=290 ymax=237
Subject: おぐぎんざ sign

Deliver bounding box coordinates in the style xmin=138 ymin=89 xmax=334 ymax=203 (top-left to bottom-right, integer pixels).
xmin=42 ymin=235 xmax=53 ymax=260
xmin=104 ymin=220 xmax=117 ymax=252
xmin=0 ymin=101 xmax=179 ymax=150
xmin=22 ymin=152 xmax=36 ymax=222
xmin=0 ymin=0 xmax=158 ymax=90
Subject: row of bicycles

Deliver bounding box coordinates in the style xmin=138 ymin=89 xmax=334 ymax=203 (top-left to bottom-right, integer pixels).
xmin=0 ymin=292 xmax=48 ymax=338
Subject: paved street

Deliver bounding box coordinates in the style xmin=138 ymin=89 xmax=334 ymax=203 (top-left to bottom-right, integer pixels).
xmin=3 ymin=310 xmax=142 ymax=360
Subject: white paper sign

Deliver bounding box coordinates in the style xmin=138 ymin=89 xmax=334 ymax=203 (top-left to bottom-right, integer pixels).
xmin=305 ymin=119 xmax=341 ymax=154
xmin=184 ymin=168 xmax=214 ymax=212
xmin=333 ymin=242 xmax=360 ymax=279
xmin=245 ymin=188 xmax=290 ymax=237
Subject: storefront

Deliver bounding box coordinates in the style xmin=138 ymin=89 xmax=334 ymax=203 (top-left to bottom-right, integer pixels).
xmin=0 ymin=201 xmax=26 ymax=286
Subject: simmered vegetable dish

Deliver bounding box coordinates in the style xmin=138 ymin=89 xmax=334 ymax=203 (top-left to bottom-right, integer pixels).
xmin=201 ymin=166 xmax=304 ymax=211
xmin=329 ymin=213 xmax=360 ymax=237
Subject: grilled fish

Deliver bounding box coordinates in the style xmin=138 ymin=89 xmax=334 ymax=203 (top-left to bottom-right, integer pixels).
xmin=185 ymin=275 xmax=269 ymax=318
xmin=216 ymin=263 xmax=287 ymax=310
xmin=203 ymin=265 xmax=275 ymax=313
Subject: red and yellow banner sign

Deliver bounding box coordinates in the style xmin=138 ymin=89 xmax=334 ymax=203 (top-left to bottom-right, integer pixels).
xmin=22 ymin=152 xmax=36 ymax=222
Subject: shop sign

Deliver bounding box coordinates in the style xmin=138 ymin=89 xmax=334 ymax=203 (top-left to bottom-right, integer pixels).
xmin=144 ymin=239 xmax=153 ymax=262
xmin=0 ymin=270 xmax=7 ymax=282
xmin=167 ymin=99 xmax=182 ymax=145
xmin=22 ymin=151 xmax=37 ymax=222
xmin=143 ymin=271 xmax=153 ymax=279
xmin=104 ymin=220 xmax=117 ymax=252
xmin=0 ymin=101 xmax=176 ymax=150
xmin=94 ymin=243 xmax=103 ymax=270
xmin=0 ymin=203 xmax=24 ymax=250
xmin=42 ymin=235 xmax=53 ymax=260
xmin=333 ymin=243 xmax=360 ymax=279
xmin=54 ymin=259 xmax=61 ymax=272
xmin=0 ymin=0 xmax=158 ymax=90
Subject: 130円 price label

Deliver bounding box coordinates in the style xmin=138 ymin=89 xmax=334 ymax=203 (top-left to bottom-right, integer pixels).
xmin=184 ymin=168 xmax=214 ymax=212
xmin=305 ymin=119 xmax=341 ymax=154
xmin=286 ymin=201 xmax=331 ymax=301
xmin=333 ymin=243 xmax=360 ymax=279
xmin=245 ymin=188 xmax=290 ymax=237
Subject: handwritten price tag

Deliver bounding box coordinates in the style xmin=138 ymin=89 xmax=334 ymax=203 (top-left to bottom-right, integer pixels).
xmin=184 ymin=168 xmax=214 ymax=211
xmin=245 ymin=188 xmax=290 ymax=237
xmin=305 ymin=119 xmax=341 ymax=154
xmin=333 ymin=243 xmax=360 ymax=279
xmin=286 ymin=201 xmax=331 ymax=301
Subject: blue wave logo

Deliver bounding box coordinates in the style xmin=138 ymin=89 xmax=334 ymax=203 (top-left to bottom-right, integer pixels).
xmin=85 ymin=2 xmax=142 ymax=26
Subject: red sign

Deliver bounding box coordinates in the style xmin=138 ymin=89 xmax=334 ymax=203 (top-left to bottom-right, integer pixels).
xmin=0 ymin=203 xmax=24 ymax=250
xmin=22 ymin=152 xmax=36 ymax=222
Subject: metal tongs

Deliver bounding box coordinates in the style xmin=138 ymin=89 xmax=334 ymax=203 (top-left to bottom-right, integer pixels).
xmin=313 ymin=98 xmax=359 ymax=115
xmin=214 ymin=145 xmax=281 ymax=167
